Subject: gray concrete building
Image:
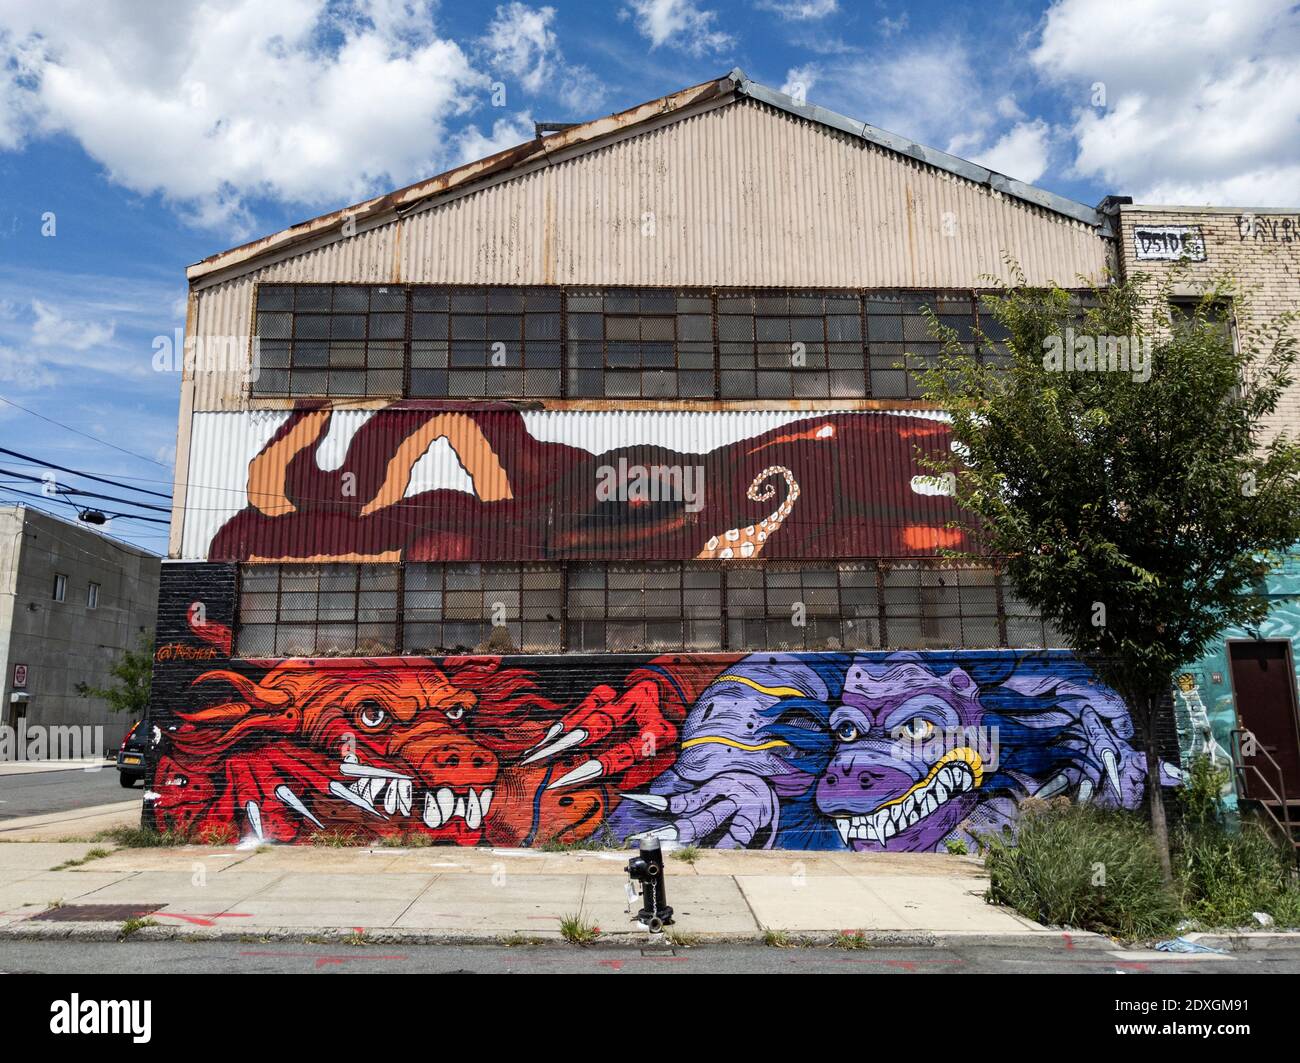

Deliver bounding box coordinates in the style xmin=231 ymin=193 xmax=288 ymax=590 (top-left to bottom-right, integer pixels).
xmin=0 ymin=506 xmax=160 ymax=742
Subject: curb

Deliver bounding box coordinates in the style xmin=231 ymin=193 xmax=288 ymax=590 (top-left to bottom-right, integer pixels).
xmin=0 ymin=920 xmax=1113 ymax=949
xmin=1182 ymin=931 xmax=1300 ymax=951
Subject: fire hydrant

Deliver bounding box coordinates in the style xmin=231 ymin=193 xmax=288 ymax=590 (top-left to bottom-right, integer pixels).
xmin=626 ymin=835 xmax=674 ymax=932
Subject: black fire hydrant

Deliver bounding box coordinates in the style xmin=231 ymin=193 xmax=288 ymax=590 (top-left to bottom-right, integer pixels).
xmin=626 ymin=835 xmax=674 ymax=931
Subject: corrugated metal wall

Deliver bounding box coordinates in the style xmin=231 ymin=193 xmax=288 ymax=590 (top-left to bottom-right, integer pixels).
xmin=179 ymin=406 xmax=968 ymax=563
xmin=186 ymin=97 xmax=1113 ymax=412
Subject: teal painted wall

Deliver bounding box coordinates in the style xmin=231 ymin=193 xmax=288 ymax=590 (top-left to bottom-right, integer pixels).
xmin=1174 ymin=551 xmax=1300 ymax=805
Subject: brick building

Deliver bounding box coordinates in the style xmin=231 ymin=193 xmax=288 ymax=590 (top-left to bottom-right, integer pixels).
xmin=1111 ymin=202 xmax=1300 ymax=811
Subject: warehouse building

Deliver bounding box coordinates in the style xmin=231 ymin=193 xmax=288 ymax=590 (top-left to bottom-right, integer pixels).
xmin=1110 ymin=202 xmax=1300 ymax=826
xmin=146 ymin=70 xmax=1201 ymax=849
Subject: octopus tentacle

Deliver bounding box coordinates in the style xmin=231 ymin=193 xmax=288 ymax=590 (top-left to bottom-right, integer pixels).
xmin=696 ymin=466 xmax=799 ymax=560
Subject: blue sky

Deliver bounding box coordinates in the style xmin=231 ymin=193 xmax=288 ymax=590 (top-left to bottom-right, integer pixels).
xmin=1 ymin=0 xmax=1297 ymax=551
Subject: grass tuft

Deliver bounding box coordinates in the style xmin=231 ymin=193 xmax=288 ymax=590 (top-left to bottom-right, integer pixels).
xmin=559 ymin=911 xmax=602 ymax=944
xmin=51 ymin=847 xmax=113 ymax=871
xmin=118 ymin=917 xmax=159 ymax=940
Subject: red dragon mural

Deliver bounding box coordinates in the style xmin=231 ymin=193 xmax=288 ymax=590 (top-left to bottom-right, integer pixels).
xmin=150 ymin=654 xmax=731 ymax=845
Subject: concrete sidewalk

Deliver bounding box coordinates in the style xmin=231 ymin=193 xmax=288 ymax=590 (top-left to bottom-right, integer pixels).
xmin=0 ymin=758 xmax=116 ymax=776
xmin=0 ymin=800 xmax=141 ymax=840
xmin=0 ymin=840 xmax=1080 ymax=946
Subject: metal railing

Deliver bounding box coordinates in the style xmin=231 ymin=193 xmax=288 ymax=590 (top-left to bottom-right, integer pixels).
xmin=1230 ymin=727 xmax=1298 ymax=855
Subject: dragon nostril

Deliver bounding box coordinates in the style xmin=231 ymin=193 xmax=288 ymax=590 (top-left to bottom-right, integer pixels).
xmin=446 ymin=754 xmax=460 ymax=768
xmin=472 ymin=755 xmax=487 ymax=769
xmin=825 ymin=774 xmax=839 ymax=786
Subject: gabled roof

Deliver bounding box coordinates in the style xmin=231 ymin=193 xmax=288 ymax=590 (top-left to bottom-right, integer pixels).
xmin=188 ymin=69 xmax=1110 ymax=284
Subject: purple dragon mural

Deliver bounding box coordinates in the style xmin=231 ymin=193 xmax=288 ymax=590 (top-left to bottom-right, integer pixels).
xmin=612 ymin=651 xmax=1179 ymax=851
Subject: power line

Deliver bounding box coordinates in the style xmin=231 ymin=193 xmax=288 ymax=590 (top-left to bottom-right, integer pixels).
xmin=0 ymin=485 xmax=170 ymax=527
xmin=0 ymin=468 xmax=171 ymax=514
xmin=0 ymin=446 xmax=172 ymax=500
xmin=0 ymin=394 xmax=170 ymax=468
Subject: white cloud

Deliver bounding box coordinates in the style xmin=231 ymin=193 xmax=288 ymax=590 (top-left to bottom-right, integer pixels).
xmin=781 ymin=63 xmax=818 ymax=99
xmin=0 ymin=0 xmax=493 ymax=233
xmin=798 ymin=41 xmax=1002 ymax=154
xmin=0 ymin=343 xmax=54 ymax=389
xmin=623 ymin=0 xmax=734 ymax=55
xmin=878 ymin=13 xmax=908 ymax=37
xmin=483 ymin=3 xmax=559 ymax=94
xmin=1031 ymin=0 xmax=1300 ymax=205
xmin=970 ymin=118 xmax=1051 ymax=183
xmin=30 ymin=299 xmax=114 ymax=350
xmin=755 ymin=0 xmax=838 ymax=19
xmin=480 ymin=3 xmax=605 ymax=112
xmin=451 ymin=112 xmax=536 ymax=165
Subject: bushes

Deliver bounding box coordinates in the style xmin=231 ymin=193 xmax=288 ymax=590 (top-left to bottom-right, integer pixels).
xmin=1177 ymin=821 xmax=1300 ymax=927
xmin=985 ymin=758 xmax=1300 ymax=938
xmin=984 ymin=798 xmax=1181 ymax=939
xmin=1172 ymin=758 xmax=1300 ymax=929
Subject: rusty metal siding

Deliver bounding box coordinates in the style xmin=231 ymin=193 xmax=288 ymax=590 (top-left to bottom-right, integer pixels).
xmin=187 ymin=98 xmax=1112 ymax=412
xmin=177 ymin=406 xmax=968 ymax=563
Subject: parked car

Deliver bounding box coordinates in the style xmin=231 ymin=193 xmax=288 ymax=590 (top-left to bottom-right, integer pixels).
xmin=117 ymin=721 xmax=147 ymax=787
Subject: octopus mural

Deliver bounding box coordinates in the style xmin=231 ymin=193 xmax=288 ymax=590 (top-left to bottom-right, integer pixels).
xmin=145 ymin=646 xmax=1177 ymax=850
xmin=194 ymin=405 xmax=969 ymax=563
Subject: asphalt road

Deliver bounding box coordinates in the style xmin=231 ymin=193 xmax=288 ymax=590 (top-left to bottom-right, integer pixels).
xmin=2 ymin=939 xmax=1298 ymax=974
xmin=0 ymin=763 xmax=133 ymax=820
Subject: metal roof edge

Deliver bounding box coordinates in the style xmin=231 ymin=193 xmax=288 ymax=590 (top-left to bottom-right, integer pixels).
xmin=187 ymin=74 xmax=737 ymax=285
xmin=188 ymin=68 xmax=1114 ymax=284
xmin=1120 ymin=202 xmax=1300 ymax=215
xmin=728 ymin=69 xmax=1111 ymax=235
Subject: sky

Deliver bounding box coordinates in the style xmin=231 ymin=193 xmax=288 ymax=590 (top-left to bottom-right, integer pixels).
xmin=0 ymin=0 xmax=1297 ymax=552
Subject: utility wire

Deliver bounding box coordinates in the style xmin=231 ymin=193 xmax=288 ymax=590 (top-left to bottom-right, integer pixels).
xmin=0 ymin=394 xmax=169 ymax=467
xmin=0 ymin=446 xmax=172 ymax=500
xmin=0 ymin=485 xmax=170 ymax=525
xmin=0 ymin=468 xmax=171 ymax=513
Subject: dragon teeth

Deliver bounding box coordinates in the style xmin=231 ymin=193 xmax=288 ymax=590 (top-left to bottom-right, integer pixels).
xmin=835 ymin=763 xmax=976 ymax=845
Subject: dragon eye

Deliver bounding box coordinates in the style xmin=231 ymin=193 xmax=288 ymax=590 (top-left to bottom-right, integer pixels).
xmin=445 ymin=705 xmax=465 ymax=721
xmin=898 ymin=717 xmax=935 ymax=741
xmin=835 ymin=721 xmax=860 ymax=742
xmin=357 ymin=701 xmax=387 ymax=729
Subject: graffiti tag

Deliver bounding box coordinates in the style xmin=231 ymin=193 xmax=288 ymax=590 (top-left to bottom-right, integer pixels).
xmin=1133 ymin=226 xmax=1206 ymax=262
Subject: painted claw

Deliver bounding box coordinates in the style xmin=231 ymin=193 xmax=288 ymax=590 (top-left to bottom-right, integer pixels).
xmin=545 ymin=758 xmax=603 ymax=790
xmin=245 ymin=800 xmax=264 ymax=840
xmin=329 ymin=779 xmax=388 ymax=819
xmin=275 ymin=785 xmax=324 ymax=829
xmin=1101 ymin=748 xmax=1122 ymax=795
xmin=1035 ymin=772 xmax=1070 ymax=798
xmin=644 ymin=826 xmax=678 ymax=841
xmin=619 ymin=792 xmax=669 ymax=811
xmin=1076 ymin=777 xmax=1094 ymax=803
xmin=521 ymin=727 xmax=588 ymax=765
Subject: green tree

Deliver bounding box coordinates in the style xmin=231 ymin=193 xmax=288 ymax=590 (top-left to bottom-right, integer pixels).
xmin=76 ymin=634 xmax=154 ymax=718
xmin=918 ymin=268 xmax=1300 ymax=878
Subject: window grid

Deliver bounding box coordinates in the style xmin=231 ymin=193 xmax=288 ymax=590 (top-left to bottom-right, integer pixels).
xmin=254 ymin=284 xmax=406 ymax=398
xmin=234 ymin=561 xmax=1057 ymax=657
xmin=251 ymin=284 xmax=1032 ymax=399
